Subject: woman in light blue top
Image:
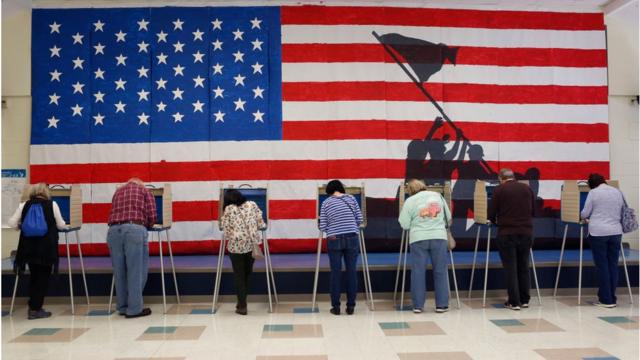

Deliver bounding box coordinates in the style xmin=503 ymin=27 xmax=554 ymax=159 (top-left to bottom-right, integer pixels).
xmin=581 ymin=173 xmax=625 ymax=307
xmin=398 ymin=179 xmax=451 ymax=313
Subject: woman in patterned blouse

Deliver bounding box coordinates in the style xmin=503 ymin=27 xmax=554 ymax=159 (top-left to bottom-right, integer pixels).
xmin=220 ymin=189 xmax=266 ymax=315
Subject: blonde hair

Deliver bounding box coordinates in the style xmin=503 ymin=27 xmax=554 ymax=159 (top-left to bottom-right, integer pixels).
xmin=405 ymin=179 xmax=427 ymax=196
xmin=29 ymin=183 xmax=51 ymax=200
xmin=128 ymin=178 xmax=144 ymax=186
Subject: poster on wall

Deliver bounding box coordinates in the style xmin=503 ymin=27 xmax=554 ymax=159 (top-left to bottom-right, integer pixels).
xmin=2 ymin=169 xmax=27 ymax=228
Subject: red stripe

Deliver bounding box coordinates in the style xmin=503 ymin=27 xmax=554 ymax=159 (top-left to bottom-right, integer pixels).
xmin=31 ymin=160 xmax=609 ymax=183
xmin=283 ymin=121 xmax=609 ymax=142
xmin=282 ymin=82 xmax=608 ymax=104
xmin=281 ymin=6 xmax=605 ymax=30
xmin=282 ymin=44 xmax=608 ymax=68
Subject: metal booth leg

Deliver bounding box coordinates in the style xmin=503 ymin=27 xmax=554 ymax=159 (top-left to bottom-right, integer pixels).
xmin=482 ymin=225 xmax=492 ymax=308
xmin=578 ymin=225 xmax=584 ymax=305
xmin=620 ymin=242 xmax=634 ymax=304
xmin=108 ymin=274 xmax=115 ymax=313
xmin=449 ymin=249 xmax=461 ymax=309
xmin=468 ymin=226 xmax=482 ymax=298
xmin=530 ymin=249 xmax=542 ymax=305
xmin=10 ymin=274 xmax=19 ymax=315
xmin=393 ymin=230 xmax=406 ymax=303
xmin=311 ymin=231 xmax=322 ymax=311
xmin=74 ymin=231 xmax=90 ymax=305
xmin=553 ymin=224 xmax=569 ymax=297
xmin=263 ymin=231 xmax=273 ymax=313
xmin=157 ymin=231 xmax=167 ymax=314
xmin=165 ymin=230 xmax=180 ymax=304
xmin=65 ymin=232 xmax=75 ymax=314
xmin=263 ymin=231 xmax=278 ymax=304
xmin=399 ymin=231 xmax=410 ymax=310
xmin=359 ymin=228 xmax=374 ymax=310
xmin=211 ymin=237 xmax=226 ymax=314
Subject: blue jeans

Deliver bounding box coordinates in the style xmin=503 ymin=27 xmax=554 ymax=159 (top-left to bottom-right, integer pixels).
xmin=327 ymin=233 xmax=360 ymax=308
xmin=107 ymin=224 xmax=149 ymax=315
xmin=410 ymin=239 xmax=449 ymax=309
xmin=589 ymin=234 xmax=622 ymax=305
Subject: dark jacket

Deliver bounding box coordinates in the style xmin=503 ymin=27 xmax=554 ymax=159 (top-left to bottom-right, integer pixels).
xmin=488 ymin=180 xmax=535 ymax=236
xmin=14 ymin=198 xmax=60 ymax=274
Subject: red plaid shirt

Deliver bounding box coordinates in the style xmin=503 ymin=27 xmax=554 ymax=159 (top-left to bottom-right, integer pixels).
xmin=108 ymin=182 xmax=157 ymax=228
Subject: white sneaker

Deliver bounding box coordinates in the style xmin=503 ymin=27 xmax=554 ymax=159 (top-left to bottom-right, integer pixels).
xmin=592 ymin=301 xmax=616 ymax=308
xmin=413 ymin=308 xmax=423 ymax=314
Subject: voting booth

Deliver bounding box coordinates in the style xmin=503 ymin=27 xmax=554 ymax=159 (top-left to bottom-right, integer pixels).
xmin=212 ymin=185 xmax=277 ymax=313
xmin=554 ymin=180 xmax=632 ymax=304
xmin=311 ymin=183 xmax=374 ymax=311
xmin=11 ymin=185 xmax=89 ymax=315
xmin=392 ymin=181 xmax=460 ymax=310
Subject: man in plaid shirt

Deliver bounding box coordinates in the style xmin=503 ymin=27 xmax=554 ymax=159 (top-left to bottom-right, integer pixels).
xmin=107 ymin=178 xmax=157 ymax=318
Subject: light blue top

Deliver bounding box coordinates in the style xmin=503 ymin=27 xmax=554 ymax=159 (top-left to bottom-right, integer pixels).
xmin=581 ymin=183 xmax=624 ymax=236
xmin=398 ymin=190 xmax=451 ymax=244
xmin=319 ymin=194 xmax=363 ymax=237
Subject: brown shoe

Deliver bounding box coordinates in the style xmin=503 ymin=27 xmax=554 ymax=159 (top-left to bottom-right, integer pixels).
xmin=235 ymin=307 xmax=247 ymax=315
xmin=125 ymin=308 xmax=152 ymax=318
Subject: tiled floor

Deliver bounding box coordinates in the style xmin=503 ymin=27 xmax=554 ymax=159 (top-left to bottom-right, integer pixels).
xmin=2 ymin=296 xmax=638 ymax=359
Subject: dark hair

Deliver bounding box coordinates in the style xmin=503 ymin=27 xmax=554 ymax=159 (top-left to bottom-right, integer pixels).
xmin=223 ymin=189 xmax=246 ymax=210
xmin=325 ymin=180 xmax=345 ymax=195
xmin=587 ymin=173 xmax=607 ymax=189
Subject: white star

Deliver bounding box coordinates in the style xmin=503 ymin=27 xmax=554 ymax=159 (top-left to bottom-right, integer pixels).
xmin=252 ymin=86 xmax=265 ymax=99
xmin=72 ymin=57 xmax=85 ymax=69
xmin=71 ymin=104 xmax=83 ymax=117
xmin=94 ymin=68 xmax=105 ymax=79
xmin=48 ymin=93 xmax=61 ymax=105
xmin=172 ymin=18 xmax=184 ymax=30
xmin=250 ymin=17 xmax=262 ymax=29
xmin=233 ymin=74 xmax=246 ymax=86
xmin=114 ymin=78 xmax=127 ymax=90
xmin=172 ymin=88 xmax=184 ymax=100
xmin=193 ymin=75 xmax=205 ymax=88
xmin=251 ymin=62 xmax=263 ymax=74
xmin=50 ymin=69 xmax=62 ymax=82
xmin=192 ymin=100 xmax=205 ymax=112
xmin=251 ymin=38 xmax=263 ymax=51
xmin=193 ymin=51 xmax=205 ymax=63
xmin=93 ymin=43 xmax=105 ymax=55
xmin=47 ymin=116 xmax=60 ymax=128
xmin=137 ymin=66 xmax=149 ymax=78
xmin=212 ymin=63 xmax=223 ymax=75
xmin=137 ymin=112 xmax=150 ymax=125
xmin=156 ymin=78 xmax=167 ymax=90
xmin=156 ymin=102 xmax=167 ymax=112
xmin=156 ymin=53 xmax=168 ymax=65
xmin=252 ymin=110 xmax=265 ymax=122
xmin=93 ymin=20 xmax=105 ymax=32
xmin=72 ymin=32 xmax=84 ymax=44
xmin=49 ymin=22 xmax=61 ymax=34
xmin=213 ymin=86 xmax=224 ymax=98
xmin=93 ymin=113 xmax=105 ymax=125
xmin=192 ymin=28 xmax=204 ymax=41
xmin=137 ymin=89 xmax=150 ymax=101
xmin=232 ymin=28 xmax=244 ymax=41
xmin=137 ymin=19 xmax=149 ymax=31
xmin=211 ymin=18 xmax=222 ymax=30
xmin=115 ymin=54 xmax=127 ymax=66
xmin=137 ymin=41 xmax=149 ymax=53
xmin=49 ymin=45 xmax=61 ymax=57
xmin=156 ymin=30 xmax=168 ymax=43
xmin=115 ymin=30 xmax=127 ymax=42
xmin=93 ymin=91 xmax=105 ymax=103
xmin=232 ymin=50 xmax=244 ymax=63
xmin=172 ymin=112 xmax=184 ymax=122
xmin=71 ymin=81 xmax=85 ymax=94
xmin=213 ymin=110 xmax=225 ymax=122
xmin=173 ymin=64 xmax=185 ymax=76
xmin=114 ymin=101 xmax=126 ymax=113
xmin=173 ymin=41 xmax=185 ymax=53
xmin=233 ymin=98 xmax=246 ymax=111
xmin=212 ymin=39 xmax=223 ymax=51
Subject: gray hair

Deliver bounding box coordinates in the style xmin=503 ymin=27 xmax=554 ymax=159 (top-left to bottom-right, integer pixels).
xmin=499 ymin=168 xmax=515 ymax=180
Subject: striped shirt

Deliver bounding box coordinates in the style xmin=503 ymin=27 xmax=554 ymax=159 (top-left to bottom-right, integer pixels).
xmin=319 ymin=194 xmax=363 ymax=237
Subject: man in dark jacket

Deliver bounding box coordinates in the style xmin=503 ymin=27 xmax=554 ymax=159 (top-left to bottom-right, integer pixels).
xmin=489 ymin=168 xmax=535 ymax=310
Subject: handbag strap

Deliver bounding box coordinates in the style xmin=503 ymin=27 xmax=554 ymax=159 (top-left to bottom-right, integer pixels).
xmin=335 ymin=195 xmax=358 ymax=222
xmin=618 ymin=189 xmax=629 ymax=208
xmin=439 ymin=195 xmax=450 ymax=230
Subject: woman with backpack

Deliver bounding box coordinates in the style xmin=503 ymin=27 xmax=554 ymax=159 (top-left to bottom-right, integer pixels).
xmin=220 ymin=189 xmax=266 ymax=315
xmin=8 ymin=183 xmax=67 ymax=319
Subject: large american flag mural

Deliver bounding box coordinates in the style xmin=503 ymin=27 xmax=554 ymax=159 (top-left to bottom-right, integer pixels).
xmin=30 ymin=5 xmax=608 ymax=255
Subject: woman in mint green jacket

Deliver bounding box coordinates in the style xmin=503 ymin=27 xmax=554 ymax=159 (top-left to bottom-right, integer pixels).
xmin=398 ymin=179 xmax=451 ymax=313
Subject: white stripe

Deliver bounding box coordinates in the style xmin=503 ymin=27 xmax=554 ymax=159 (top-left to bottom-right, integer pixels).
xmin=282 ymin=63 xmax=607 ymax=86
xmin=282 ymin=25 xmax=606 ymax=50
xmin=282 ymin=102 xmax=608 ymax=124
xmin=30 ymin=140 xmax=609 ymax=164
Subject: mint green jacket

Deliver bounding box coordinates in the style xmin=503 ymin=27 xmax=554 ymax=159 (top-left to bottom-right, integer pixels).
xmin=398 ymin=190 xmax=451 ymax=244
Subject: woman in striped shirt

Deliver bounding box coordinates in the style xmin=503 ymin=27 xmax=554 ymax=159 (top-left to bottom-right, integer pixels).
xmin=319 ymin=180 xmax=363 ymax=315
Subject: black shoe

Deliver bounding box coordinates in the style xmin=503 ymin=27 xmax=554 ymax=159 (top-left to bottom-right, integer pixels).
xmin=346 ymin=307 xmax=354 ymax=315
xmin=235 ymin=307 xmax=248 ymax=315
xmin=125 ymin=308 xmax=152 ymax=318
xmin=504 ymin=302 xmax=521 ymax=311
xmin=28 ymin=309 xmax=52 ymax=320
xmin=435 ymin=306 xmax=449 ymax=313
xmin=330 ymin=307 xmax=340 ymax=315
xmin=521 ymin=302 xmax=530 ymax=309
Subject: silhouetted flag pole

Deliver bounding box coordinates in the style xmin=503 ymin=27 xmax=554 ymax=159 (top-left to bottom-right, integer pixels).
xmin=372 ymin=31 xmax=495 ymax=175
